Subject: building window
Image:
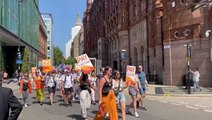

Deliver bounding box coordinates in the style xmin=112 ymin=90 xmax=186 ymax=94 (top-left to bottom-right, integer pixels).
xmin=47 ymin=30 xmax=50 ymax=34
xmin=47 ymin=46 xmax=50 ymax=50
xmin=180 ymin=0 xmax=187 ymax=4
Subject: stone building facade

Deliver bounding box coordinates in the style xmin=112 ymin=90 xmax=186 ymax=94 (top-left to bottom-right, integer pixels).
xmin=83 ymin=0 xmax=212 ymax=86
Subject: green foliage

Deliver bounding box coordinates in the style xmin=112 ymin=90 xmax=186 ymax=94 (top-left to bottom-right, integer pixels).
xmin=65 ymin=56 xmax=77 ymax=68
xmin=53 ymin=46 xmax=64 ymax=65
xmin=22 ymin=47 xmax=29 ymax=73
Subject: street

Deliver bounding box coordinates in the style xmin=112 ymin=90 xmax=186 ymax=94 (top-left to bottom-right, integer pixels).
xmin=15 ymin=90 xmax=212 ymax=120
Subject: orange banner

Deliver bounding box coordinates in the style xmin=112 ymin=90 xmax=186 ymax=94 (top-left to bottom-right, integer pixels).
xmin=42 ymin=66 xmax=52 ymax=73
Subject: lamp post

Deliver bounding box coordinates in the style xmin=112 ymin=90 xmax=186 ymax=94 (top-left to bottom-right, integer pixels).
xmin=119 ymin=49 xmax=126 ymax=79
xmin=184 ymin=43 xmax=192 ymax=94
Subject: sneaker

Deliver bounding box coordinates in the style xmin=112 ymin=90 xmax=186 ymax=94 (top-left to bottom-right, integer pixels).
xmin=126 ymin=107 xmax=130 ymax=114
xmin=24 ymin=104 xmax=28 ymax=108
xmin=134 ymin=112 xmax=139 ymax=118
xmin=141 ymin=107 xmax=147 ymax=111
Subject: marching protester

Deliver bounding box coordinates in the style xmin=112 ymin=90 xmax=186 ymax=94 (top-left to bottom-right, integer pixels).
xmin=61 ymin=69 xmax=74 ymax=107
xmin=79 ymin=72 xmax=97 ymax=120
xmin=34 ymin=71 xmax=45 ymax=105
xmin=137 ymin=65 xmax=148 ymax=110
xmin=94 ymin=66 xmax=118 ymax=120
xmin=90 ymin=70 xmax=97 ymax=105
xmin=46 ymin=73 xmax=56 ymax=105
xmin=126 ymin=74 xmax=141 ymax=118
xmin=112 ymin=70 xmax=127 ymax=120
xmin=20 ymin=73 xmax=33 ymax=107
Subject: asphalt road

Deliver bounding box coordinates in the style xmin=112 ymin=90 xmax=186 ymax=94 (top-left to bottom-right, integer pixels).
xmin=16 ymin=90 xmax=212 ymax=120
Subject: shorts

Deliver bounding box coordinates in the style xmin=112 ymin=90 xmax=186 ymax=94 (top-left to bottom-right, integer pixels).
xmin=64 ymin=87 xmax=74 ymax=96
xmin=116 ymin=92 xmax=126 ymax=104
xmin=48 ymin=86 xmax=56 ymax=94
xmin=129 ymin=86 xmax=138 ymax=96
xmin=140 ymin=85 xmax=146 ymax=95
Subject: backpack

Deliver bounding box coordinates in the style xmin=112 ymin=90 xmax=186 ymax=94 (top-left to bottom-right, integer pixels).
xmin=23 ymin=82 xmax=28 ymax=91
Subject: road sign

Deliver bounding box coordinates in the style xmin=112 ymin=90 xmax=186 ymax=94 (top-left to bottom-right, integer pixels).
xmin=16 ymin=60 xmax=22 ymax=64
xmin=120 ymin=51 xmax=125 ymax=60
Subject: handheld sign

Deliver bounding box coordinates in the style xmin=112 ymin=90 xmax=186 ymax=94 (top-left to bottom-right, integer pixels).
xmin=42 ymin=59 xmax=52 ymax=73
xmin=76 ymin=54 xmax=95 ymax=74
xmin=125 ymin=65 xmax=136 ymax=86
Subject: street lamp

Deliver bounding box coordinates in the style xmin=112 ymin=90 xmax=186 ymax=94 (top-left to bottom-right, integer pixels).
xmin=184 ymin=43 xmax=192 ymax=94
xmin=119 ymin=49 xmax=126 ymax=79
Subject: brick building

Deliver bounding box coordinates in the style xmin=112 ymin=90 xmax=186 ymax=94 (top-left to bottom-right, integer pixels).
xmin=83 ymin=0 xmax=212 ymax=87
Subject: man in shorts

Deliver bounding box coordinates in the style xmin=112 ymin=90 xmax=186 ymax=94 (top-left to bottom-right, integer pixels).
xmin=137 ymin=65 xmax=148 ymax=111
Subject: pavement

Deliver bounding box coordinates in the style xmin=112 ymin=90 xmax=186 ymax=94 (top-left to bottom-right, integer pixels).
xmin=2 ymin=81 xmax=212 ymax=97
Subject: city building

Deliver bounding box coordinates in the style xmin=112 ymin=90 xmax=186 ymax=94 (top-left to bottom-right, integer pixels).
xmin=84 ymin=0 xmax=212 ymax=86
xmin=65 ymin=14 xmax=82 ymax=59
xmin=41 ymin=13 xmax=54 ymax=63
xmin=38 ymin=14 xmax=47 ymax=65
xmin=71 ymin=27 xmax=83 ymax=58
xmin=0 ymin=0 xmax=40 ymax=76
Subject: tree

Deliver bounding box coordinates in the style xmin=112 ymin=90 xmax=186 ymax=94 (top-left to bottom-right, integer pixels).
xmin=22 ymin=47 xmax=30 ymax=73
xmin=53 ymin=46 xmax=64 ymax=65
xmin=65 ymin=56 xmax=77 ymax=68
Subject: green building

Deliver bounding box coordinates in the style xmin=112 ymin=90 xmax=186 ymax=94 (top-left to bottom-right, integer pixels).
xmin=0 ymin=0 xmax=40 ymax=76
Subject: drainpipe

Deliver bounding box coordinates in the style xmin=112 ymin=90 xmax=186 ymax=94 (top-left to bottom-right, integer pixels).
xmin=146 ymin=0 xmax=150 ymax=74
xmin=127 ymin=0 xmax=132 ymax=65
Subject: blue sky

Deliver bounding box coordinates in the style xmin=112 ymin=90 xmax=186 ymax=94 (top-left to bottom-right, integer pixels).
xmin=39 ymin=0 xmax=86 ymax=55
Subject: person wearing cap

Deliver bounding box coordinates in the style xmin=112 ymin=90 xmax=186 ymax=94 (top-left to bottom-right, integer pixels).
xmin=137 ymin=65 xmax=148 ymax=111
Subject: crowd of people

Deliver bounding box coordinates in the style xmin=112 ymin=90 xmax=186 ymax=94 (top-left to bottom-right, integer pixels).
xmin=0 ymin=65 xmax=202 ymax=120
xmin=14 ymin=65 xmax=148 ymax=120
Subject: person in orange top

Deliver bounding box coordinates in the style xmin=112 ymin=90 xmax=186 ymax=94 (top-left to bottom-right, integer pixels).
xmin=34 ymin=71 xmax=45 ymax=105
xmin=94 ymin=66 xmax=118 ymax=120
xmin=20 ymin=73 xmax=33 ymax=107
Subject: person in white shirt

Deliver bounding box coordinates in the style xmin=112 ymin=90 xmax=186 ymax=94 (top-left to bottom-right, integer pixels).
xmin=191 ymin=67 xmax=202 ymax=92
xmin=61 ymin=69 xmax=74 ymax=107
xmin=46 ymin=73 xmax=56 ymax=105
xmin=89 ymin=71 xmax=97 ymax=105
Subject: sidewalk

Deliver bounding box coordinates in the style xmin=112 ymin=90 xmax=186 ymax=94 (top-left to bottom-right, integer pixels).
xmin=147 ymin=84 xmax=212 ymax=97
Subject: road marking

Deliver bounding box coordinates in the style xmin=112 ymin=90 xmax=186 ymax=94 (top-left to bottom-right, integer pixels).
xmin=178 ymin=101 xmax=188 ymax=105
xmin=148 ymin=98 xmax=156 ymax=101
xmin=170 ymin=103 xmax=181 ymax=106
xmin=186 ymin=106 xmax=199 ymax=110
xmin=158 ymin=100 xmax=168 ymax=103
xmin=194 ymin=104 xmax=206 ymax=108
xmin=204 ymin=110 xmax=212 ymax=113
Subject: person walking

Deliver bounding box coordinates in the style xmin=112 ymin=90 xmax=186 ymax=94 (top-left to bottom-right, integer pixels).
xmin=191 ymin=67 xmax=202 ymax=92
xmin=0 ymin=86 xmax=23 ymax=120
xmin=126 ymin=74 xmax=141 ymax=118
xmin=89 ymin=70 xmax=97 ymax=105
xmin=46 ymin=73 xmax=56 ymax=105
xmin=34 ymin=71 xmax=45 ymax=105
xmin=112 ymin=70 xmax=127 ymax=120
xmin=20 ymin=73 xmax=33 ymax=107
xmin=79 ymin=72 xmax=96 ymax=120
xmin=137 ymin=65 xmax=148 ymax=111
xmin=61 ymin=69 xmax=74 ymax=107
xmin=94 ymin=66 xmax=118 ymax=120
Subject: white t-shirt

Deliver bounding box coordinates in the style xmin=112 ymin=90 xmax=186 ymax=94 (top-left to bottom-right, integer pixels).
xmin=62 ymin=75 xmax=73 ymax=88
xmin=193 ymin=71 xmax=200 ymax=82
xmin=47 ymin=76 xmax=55 ymax=87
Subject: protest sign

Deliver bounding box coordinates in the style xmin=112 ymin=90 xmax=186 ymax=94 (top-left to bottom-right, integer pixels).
xmin=125 ymin=65 xmax=136 ymax=86
xmin=76 ymin=54 xmax=94 ymax=74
